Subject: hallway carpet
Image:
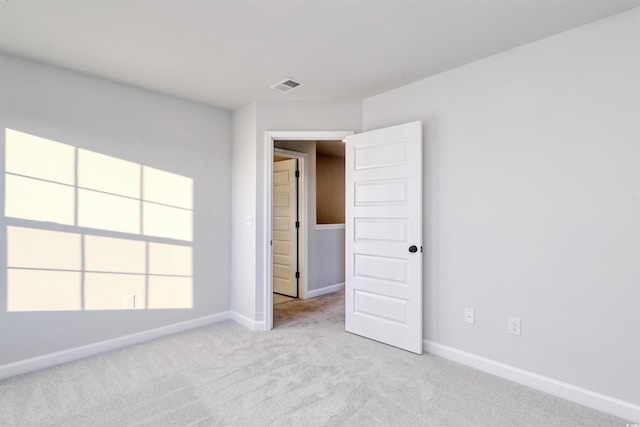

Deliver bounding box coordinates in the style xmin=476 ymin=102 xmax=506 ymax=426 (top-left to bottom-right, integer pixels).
xmin=0 ymin=291 xmax=625 ymax=426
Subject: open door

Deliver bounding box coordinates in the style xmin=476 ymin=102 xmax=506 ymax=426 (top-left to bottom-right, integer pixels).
xmin=273 ymin=158 xmax=299 ymax=297
xmin=345 ymin=121 xmax=423 ymax=354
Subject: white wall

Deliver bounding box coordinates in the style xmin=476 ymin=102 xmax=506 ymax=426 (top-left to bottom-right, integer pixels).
xmin=0 ymin=53 xmax=232 ymax=364
xmin=312 ymin=227 xmax=345 ymax=292
xmin=230 ymin=103 xmax=257 ymax=320
xmin=363 ymin=8 xmax=640 ymax=406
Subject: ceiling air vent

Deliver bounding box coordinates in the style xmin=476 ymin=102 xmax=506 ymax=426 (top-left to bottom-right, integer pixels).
xmin=271 ymin=78 xmax=303 ymax=93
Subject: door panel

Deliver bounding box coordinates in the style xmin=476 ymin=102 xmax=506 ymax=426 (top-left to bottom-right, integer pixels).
xmin=273 ymin=158 xmax=298 ymax=297
xmin=345 ymin=121 xmax=422 ymax=354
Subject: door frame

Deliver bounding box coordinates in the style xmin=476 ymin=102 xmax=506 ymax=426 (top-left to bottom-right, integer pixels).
xmin=264 ymin=131 xmax=354 ymax=330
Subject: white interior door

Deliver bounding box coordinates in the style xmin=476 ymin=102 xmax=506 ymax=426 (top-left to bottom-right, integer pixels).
xmin=273 ymin=158 xmax=298 ymax=297
xmin=345 ymin=121 xmax=423 ymax=354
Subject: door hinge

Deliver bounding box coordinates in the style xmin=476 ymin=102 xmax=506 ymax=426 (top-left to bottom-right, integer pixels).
xmin=270 ymin=240 xmax=272 ymax=246
xmin=421 ymin=245 xmax=423 ymax=253
xmin=295 ymin=170 xmax=300 ymax=178
xmin=295 ymin=272 xmax=300 ymax=279
xmin=295 ymin=221 xmax=300 ymax=228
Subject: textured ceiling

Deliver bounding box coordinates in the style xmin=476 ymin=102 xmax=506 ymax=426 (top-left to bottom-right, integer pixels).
xmin=1 ymin=0 xmax=638 ymax=110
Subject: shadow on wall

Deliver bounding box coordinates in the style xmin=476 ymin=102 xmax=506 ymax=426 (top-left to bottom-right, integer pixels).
xmin=3 ymin=128 xmax=194 ymax=312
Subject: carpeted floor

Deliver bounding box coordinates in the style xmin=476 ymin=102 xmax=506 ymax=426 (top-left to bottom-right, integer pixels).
xmin=0 ymin=291 xmax=626 ymax=426
xmin=273 ymin=293 xmax=296 ymax=306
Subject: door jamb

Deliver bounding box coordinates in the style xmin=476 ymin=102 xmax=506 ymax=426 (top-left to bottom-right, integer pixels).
xmin=264 ymin=131 xmax=354 ymax=331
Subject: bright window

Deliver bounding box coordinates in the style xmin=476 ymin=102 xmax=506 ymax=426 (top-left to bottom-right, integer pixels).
xmin=4 ymin=128 xmax=194 ymax=311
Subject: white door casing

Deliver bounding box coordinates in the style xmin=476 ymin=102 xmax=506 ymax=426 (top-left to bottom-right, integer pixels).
xmin=345 ymin=121 xmax=423 ymax=354
xmin=273 ymin=158 xmax=298 ymax=297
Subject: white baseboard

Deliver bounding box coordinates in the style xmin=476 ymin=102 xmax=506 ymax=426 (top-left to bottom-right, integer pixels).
xmin=0 ymin=311 xmax=231 ymax=381
xmin=230 ymin=310 xmax=266 ymax=331
xmin=305 ymin=282 xmax=344 ymax=299
xmin=424 ymin=340 xmax=640 ymax=422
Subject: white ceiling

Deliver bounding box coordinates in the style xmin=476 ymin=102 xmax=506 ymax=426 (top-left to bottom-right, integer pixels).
xmin=1 ymin=0 xmax=638 ymax=110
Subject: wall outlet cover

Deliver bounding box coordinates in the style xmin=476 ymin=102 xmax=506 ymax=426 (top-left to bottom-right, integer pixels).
xmin=123 ymin=294 xmax=135 ymax=310
xmin=508 ymin=316 xmax=521 ymax=336
xmin=465 ymin=308 xmax=475 ymax=324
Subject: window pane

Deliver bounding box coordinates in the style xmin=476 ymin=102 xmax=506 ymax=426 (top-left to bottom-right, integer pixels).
xmin=78 ymin=189 xmax=140 ymax=234
xmin=143 ymin=166 xmax=192 ymax=209
xmin=85 ymin=235 xmax=146 ymax=273
xmin=78 ymin=149 xmax=140 ymax=198
xmin=5 ymin=129 xmax=75 ymax=185
xmin=84 ymin=273 xmax=146 ymax=310
xmin=7 ymin=226 xmax=81 ymax=270
xmin=5 ymin=174 xmax=75 ymax=225
xmin=148 ymin=276 xmax=192 ymax=309
xmin=143 ymin=202 xmax=192 ymax=241
xmin=7 ymin=269 xmax=81 ymax=312
xmin=148 ymin=242 xmax=192 ymax=276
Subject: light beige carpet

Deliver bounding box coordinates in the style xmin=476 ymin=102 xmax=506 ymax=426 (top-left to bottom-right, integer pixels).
xmin=273 ymin=293 xmax=296 ymax=306
xmin=0 ymin=290 xmax=627 ymax=426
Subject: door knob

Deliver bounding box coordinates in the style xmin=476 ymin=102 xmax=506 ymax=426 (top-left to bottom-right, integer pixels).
xmin=409 ymin=245 xmax=418 ymax=253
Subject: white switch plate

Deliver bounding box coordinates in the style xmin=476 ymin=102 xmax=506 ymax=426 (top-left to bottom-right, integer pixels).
xmin=123 ymin=294 xmax=135 ymax=309
xmin=245 ymin=214 xmax=252 ymax=227
xmin=464 ymin=308 xmax=475 ymax=324
xmin=508 ymin=317 xmax=521 ymax=336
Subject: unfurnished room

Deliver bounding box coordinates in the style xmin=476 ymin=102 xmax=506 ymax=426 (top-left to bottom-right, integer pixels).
xmin=0 ymin=0 xmax=638 ymax=425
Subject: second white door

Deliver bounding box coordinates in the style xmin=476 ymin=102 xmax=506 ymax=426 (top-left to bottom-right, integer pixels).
xmin=273 ymin=158 xmax=298 ymax=297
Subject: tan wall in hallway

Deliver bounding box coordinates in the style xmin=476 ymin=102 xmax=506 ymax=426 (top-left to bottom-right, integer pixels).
xmin=316 ymin=154 xmax=345 ymax=224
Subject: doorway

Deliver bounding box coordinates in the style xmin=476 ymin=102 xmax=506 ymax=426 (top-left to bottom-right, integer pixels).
xmin=265 ymin=131 xmax=353 ymax=330
xmin=265 ymin=122 xmax=423 ymax=353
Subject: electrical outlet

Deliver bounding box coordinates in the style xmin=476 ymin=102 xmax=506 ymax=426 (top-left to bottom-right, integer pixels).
xmin=464 ymin=308 xmax=475 ymax=324
xmin=123 ymin=294 xmax=135 ymax=309
xmin=508 ymin=317 xmax=521 ymax=336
